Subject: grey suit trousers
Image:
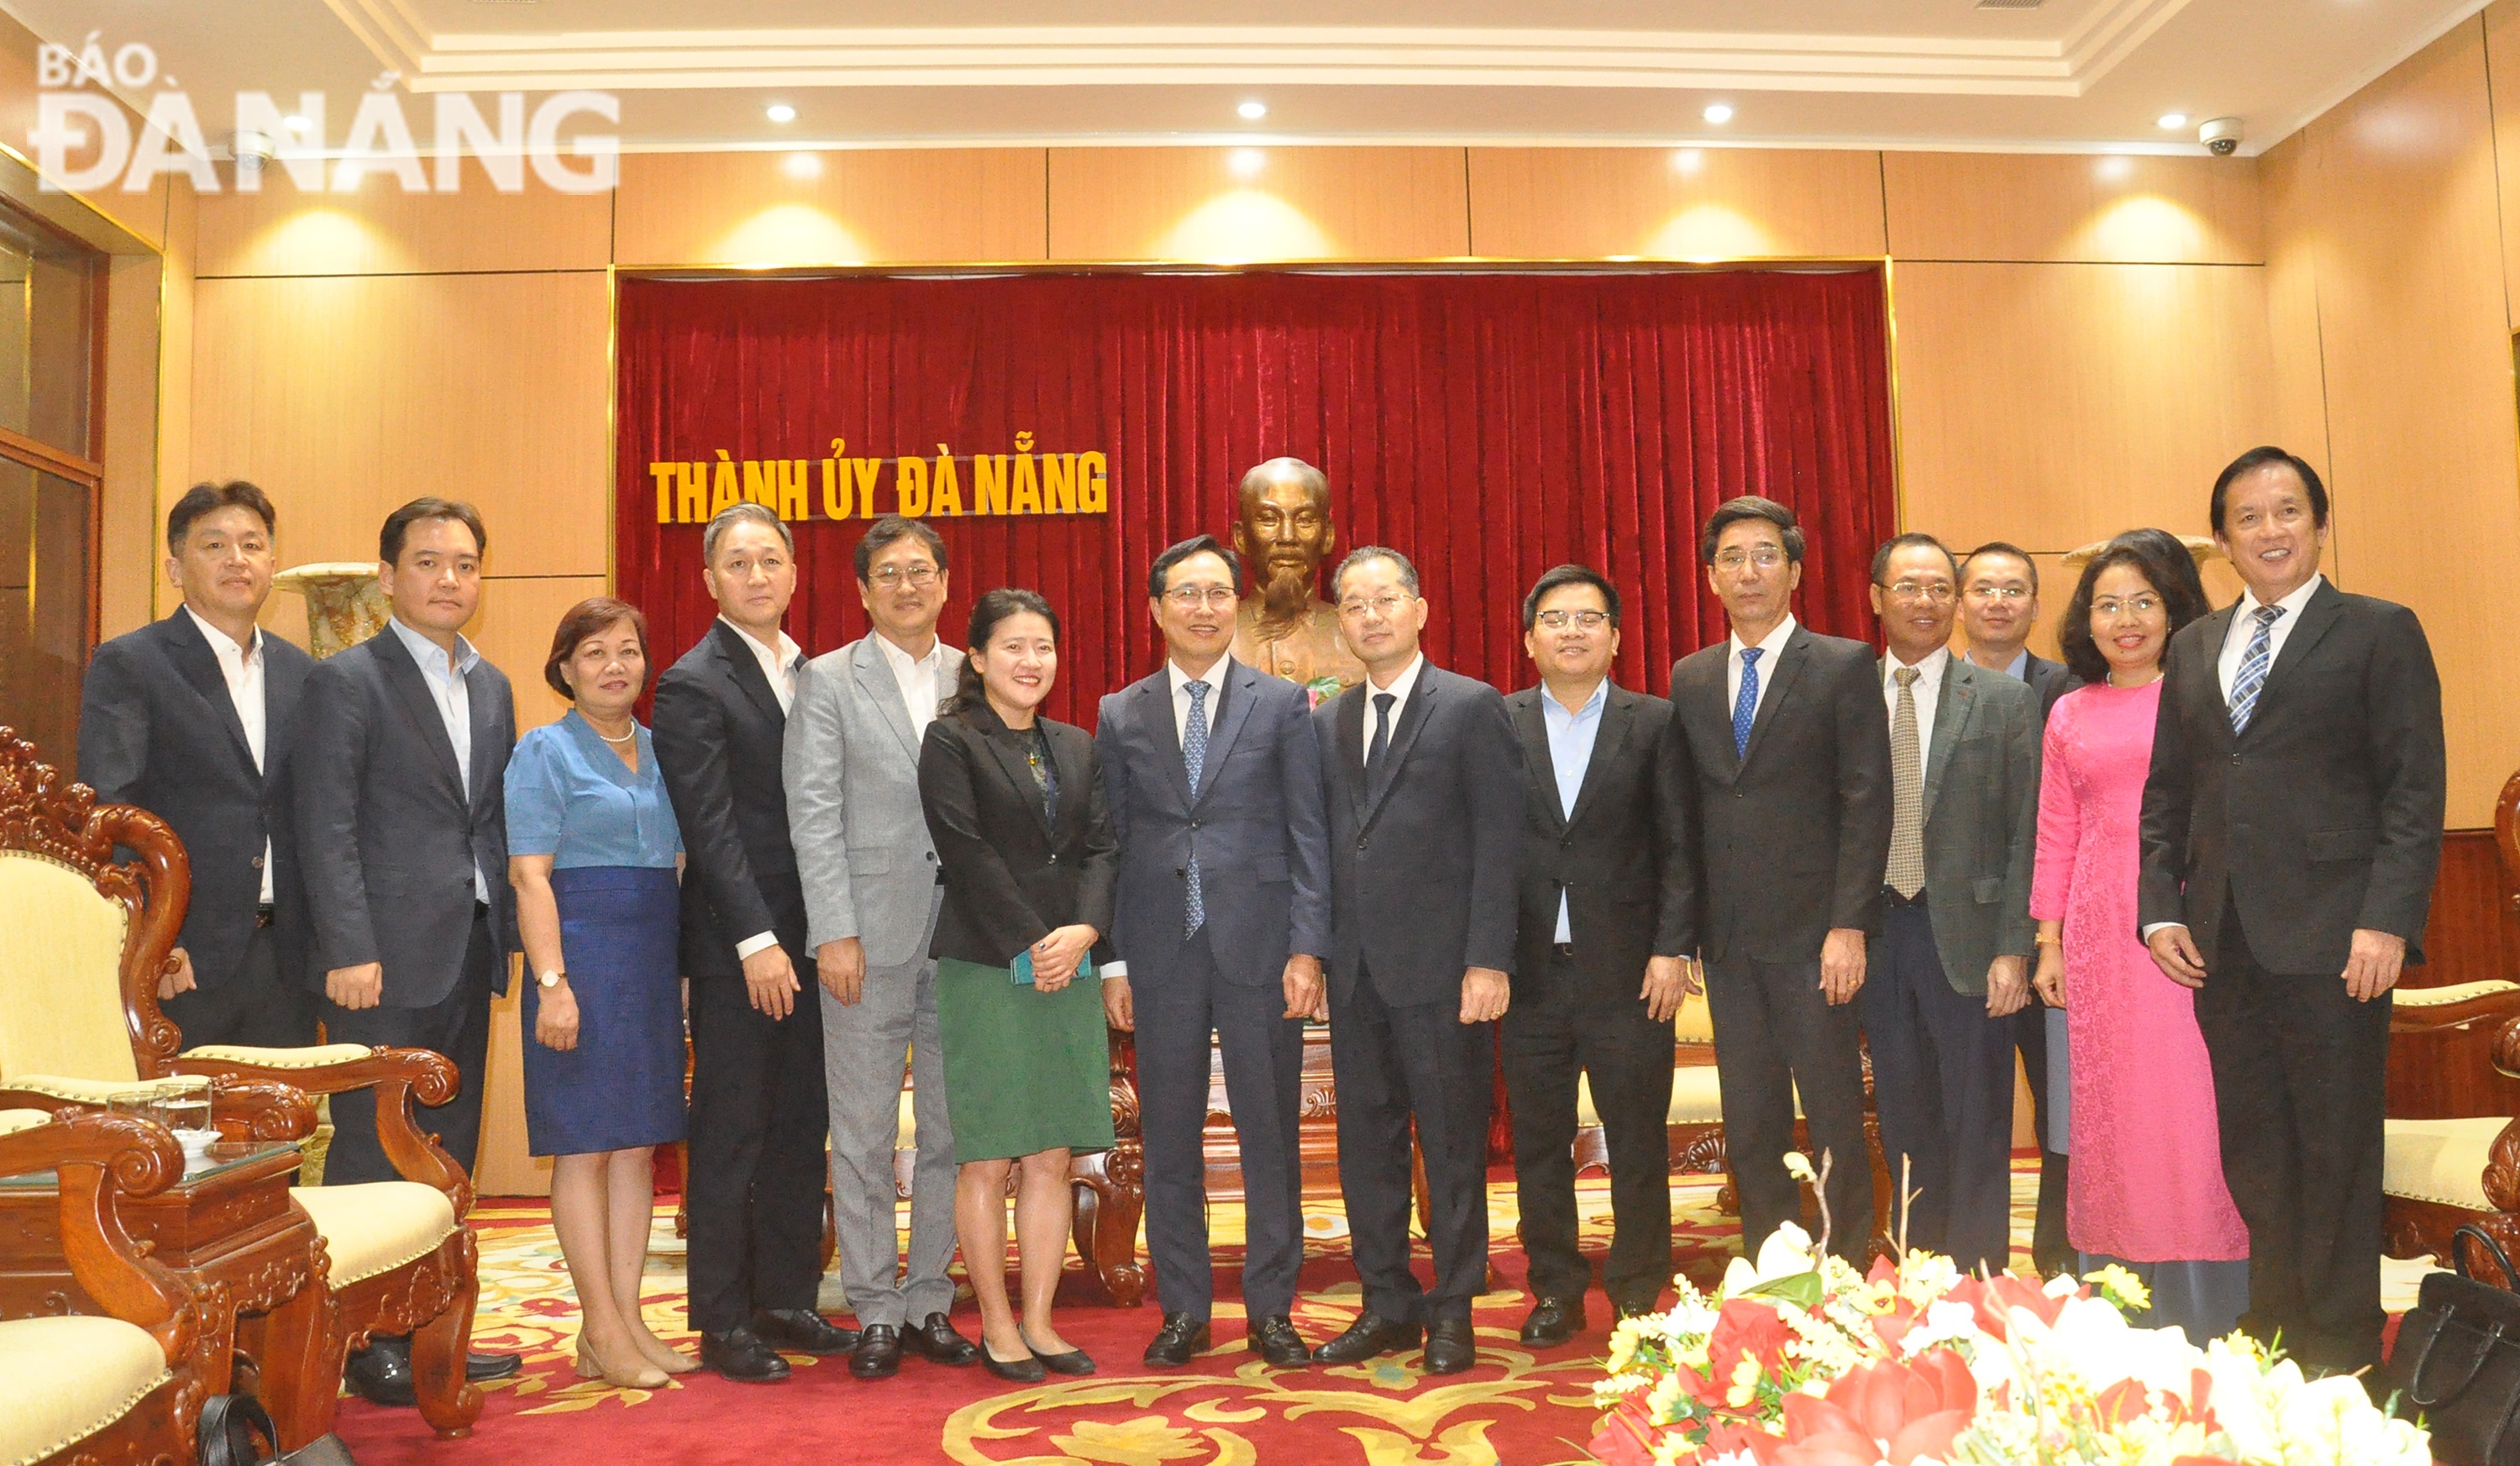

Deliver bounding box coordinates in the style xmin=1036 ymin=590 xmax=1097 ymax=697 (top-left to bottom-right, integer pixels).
xmin=822 ymin=939 xmax=958 ymax=1329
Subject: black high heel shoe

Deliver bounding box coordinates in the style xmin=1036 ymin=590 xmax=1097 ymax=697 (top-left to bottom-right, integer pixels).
xmin=982 ymin=1341 xmax=1047 ymax=1384
xmin=1022 ymin=1332 xmax=1097 ymax=1376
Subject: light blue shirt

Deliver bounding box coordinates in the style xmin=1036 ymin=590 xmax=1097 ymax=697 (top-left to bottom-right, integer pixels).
xmin=387 ymin=616 xmax=490 ymax=902
xmin=1541 ymin=679 xmax=1609 ymax=944
xmin=505 ymin=712 xmax=682 ymax=870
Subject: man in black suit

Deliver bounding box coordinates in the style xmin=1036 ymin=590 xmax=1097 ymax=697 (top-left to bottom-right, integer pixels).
xmin=1665 ymin=496 xmax=1890 ymax=1261
xmin=1503 ymin=565 xmax=1694 ymax=1346
xmin=1308 ymin=547 xmax=1522 ymax=1376
xmin=1959 ymin=540 xmax=2079 ymax=1276
xmin=80 ymin=481 xmax=316 ymax=1049
xmin=654 ymin=502 xmax=856 ymax=1383
xmin=295 ymin=497 xmax=523 ymax=1403
xmin=2140 ymin=446 xmax=2446 ymax=1374
xmin=1099 ymin=535 xmax=1330 ymax=1370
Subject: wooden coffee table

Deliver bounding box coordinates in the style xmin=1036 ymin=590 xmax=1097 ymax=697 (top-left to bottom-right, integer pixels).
xmin=0 ymin=1139 xmax=335 ymax=1447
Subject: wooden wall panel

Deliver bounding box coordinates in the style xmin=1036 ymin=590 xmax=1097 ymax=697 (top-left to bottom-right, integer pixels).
xmin=1891 ymin=260 xmax=2274 ymax=556
xmin=1466 ymin=147 xmax=1886 ymax=259
xmin=1048 ymin=147 xmax=1470 ymax=261
xmin=2486 ymin=0 xmax=2520 ymax=317
xmin=2297 ymin=18 xmax=2520 ymax=828
xmin=152 ymin=179 xmax=197 ymax=628
xmin=2255 ymin=134 xmax=2334 ymax=483
xmin=615 ymin=149 xmax=1047 ymax=268
xmin=195 ymin=160 xmax=612 ymax=278
xmin=98 ymin=255 xmax=163 ymax=639
xmin=1885 ymin=153 xmax=2262 ymax=265
xmin=189 ymin=271 xmax=610 ymax=579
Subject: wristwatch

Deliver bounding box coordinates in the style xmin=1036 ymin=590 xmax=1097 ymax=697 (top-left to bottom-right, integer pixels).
xmin=538 ymin=969 xmax=566 ymax=989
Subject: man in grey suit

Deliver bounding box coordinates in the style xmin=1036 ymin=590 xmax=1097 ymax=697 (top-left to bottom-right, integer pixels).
xmin=783 ymin=515 xmax=981 ymax=1381
xmin=1098 ymin=534 xmax=1330 ymax=1371
xmin=1862 ymin=533 xmax=2039 ymax=1274
xmin=294 ymin=497 xmax=522 ymax=1403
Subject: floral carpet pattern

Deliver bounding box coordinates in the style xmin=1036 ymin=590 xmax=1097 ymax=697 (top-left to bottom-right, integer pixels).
xmin=333 ymin=1160 xmax=2055 ymax=1465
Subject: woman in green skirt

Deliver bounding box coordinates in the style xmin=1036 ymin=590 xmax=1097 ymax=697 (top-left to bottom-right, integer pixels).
xmin=918 ymin=587 xmax=1120 ymax=1383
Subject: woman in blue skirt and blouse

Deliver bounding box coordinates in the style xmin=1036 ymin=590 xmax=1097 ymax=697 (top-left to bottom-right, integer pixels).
xmin=506 ymin=596 xmax=691 ymax=1390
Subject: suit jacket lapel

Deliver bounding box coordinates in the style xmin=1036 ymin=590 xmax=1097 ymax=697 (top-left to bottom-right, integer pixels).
xmin=1141 ymin=674 xmax=1194 ymax=811
xmin=2191 ymin=604 xmax=2241 ymax=752
xmin=1921 ymin=658 xmax=1971 ymax=822
xmin=1563 ymin=687 xmax=1633 ymax=831
xmin=1740 ymin=630 xmax=1811 ymax=768
xmin=370 ymin=629 xmax=467 ymax=805
xmin=2250 ymin=581 xmax=2345 ymax=735
xmin=974 ymin=708 xmax=1055 ymax=838
xmin=1362 ymin=670 xmax=1436 ymax=827
xmin=713 ymin=621 xmax=784 ymax=725
xmin=1192 ymin=662 xmax=1260 ymax=805
xmin=850 ymin=637 xmax=922 ymax=763
xmin=263 ymin=644 xmax=306 ymax=798
xmin=1335 ymin=686 xmax=1368 ymax=820
xmin=1051 ymin=725 xmax=1093 ymax=843
xmin=465 ymin=660 xmax=501 ymax=811
xmin=1510 ymin=691 xmax=1563 ymax=833
xmin=1681 ymin=655 xmax=1740 ymax=783
xmin=162 ymin=612 xmax=258 ymax=776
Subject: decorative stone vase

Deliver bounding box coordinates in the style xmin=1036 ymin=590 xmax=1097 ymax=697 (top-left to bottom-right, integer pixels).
xmin=271 ymin=562 xmax=389 ymax=659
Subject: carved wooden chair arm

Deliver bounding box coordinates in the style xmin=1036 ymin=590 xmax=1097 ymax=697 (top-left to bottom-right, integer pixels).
xmin=0 ymin=1109 xmax=200 ymax=1366
xmin=2494 ymin=1013 xmax=2520 ymax=1080
xmin=207 ymin=1078 xmax=319 ymax=1142
xmin=174 ymin=1047 xmax=474 ymax=1219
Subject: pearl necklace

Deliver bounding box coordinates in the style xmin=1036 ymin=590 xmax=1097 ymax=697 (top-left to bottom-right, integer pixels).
xmin=585 ymin=719 xmax=636 ymax=744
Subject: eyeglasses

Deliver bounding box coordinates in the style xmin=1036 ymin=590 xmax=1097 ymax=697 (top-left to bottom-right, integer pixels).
xmin=2092 ymin=595 xmax=2163 ymax=617
xmin=1880 ymin=581 xmax=1956 ymax=604
xmin=1965 ymin=585 xmax=2030 ymax=602
xmin=1337 ymin=593 xmax=1410 ymax=621
xmin=1713 ymin=547 xmax=1787 ymax=572
xmin=1535 ymin=609 xmax=1610 ymax=631
xmin=1163 ymin=585 xmax=1238 ymax=610
xmin=867 ymin=564 xmax=939 ymax=589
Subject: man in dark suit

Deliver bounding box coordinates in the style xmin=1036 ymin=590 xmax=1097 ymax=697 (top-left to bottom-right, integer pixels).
xmin=1308 ymin=546 xmax=1522 ymax=1375
xmin=1503 ymin=565 xmax=1694 ymax=1345
xmin=654 ymin=502 xmax=855 ymax=1383
xmin=1959 ymin=540 xmax=2079 ymax=1276
xmin=79 ymin=481 xmax=315 ymax=1049
xmin=1665 ymin=495 xmax=1890 ymax=1261
xmin=2140 ymin=446 xmax=2446 ymax=1374
xmin=1098 ymin=534 xmax=1330 ymax=1371
xmin=1863 ymin=534 xmax=2039 ymax=1274
xmin=295 ymin=496 xmax=523 ymax=1403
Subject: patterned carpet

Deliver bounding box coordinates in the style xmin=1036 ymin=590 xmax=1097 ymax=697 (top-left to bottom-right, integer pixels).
xmin=328 ymin=1157 xmax=2090 ymax=1465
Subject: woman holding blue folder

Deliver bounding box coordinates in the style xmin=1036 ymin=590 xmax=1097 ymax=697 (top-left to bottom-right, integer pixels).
xmin=918 ymin=587 xmax=1120 ymax=1383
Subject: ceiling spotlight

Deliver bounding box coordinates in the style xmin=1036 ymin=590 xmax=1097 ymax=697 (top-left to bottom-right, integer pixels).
xmin=1237 ymin=100 xmax=1268 ymax=121
xmin=282 ymin=114 xmax=312 ymax=134
xmin=782 ymin=151 xmax=822 ymax=181
xmin=2156 ymin=112 xmax=2188 ymax=129
xmin=1703 ymin=102 xmax=1734 ymax=124
xmin=1228 ymin=147 xmax=1265 ymax=179
xmin=765 ymin=102 xmax=796 ymax=123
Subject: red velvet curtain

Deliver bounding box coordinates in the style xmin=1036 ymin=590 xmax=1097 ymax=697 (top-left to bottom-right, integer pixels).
xmin=615 ymin=267 xmax=1895 ymax=717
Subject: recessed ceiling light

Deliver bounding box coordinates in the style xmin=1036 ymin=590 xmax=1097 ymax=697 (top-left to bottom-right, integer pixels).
xmin=765 ymin=102 xmax=796 ymax=123
xmin=1237 ymin=100 xmax=1268 ymax=121
xmin=2157 ymin=112 xmax=2188 ymax=129
xmin=1228 ymin=147 xmax=1265 ymax=179
xmin=1672 ymin=149 xmax=1704 ymax=175
xmin=782 ymin=151 xmax=822 ymax=181
xmin=1703 ymin=102 xmax=1735 ymax=125
xmin=283 ymin=115 xmax=312 ymax=134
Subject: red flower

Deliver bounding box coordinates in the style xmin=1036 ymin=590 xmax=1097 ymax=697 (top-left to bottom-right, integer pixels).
xmin=1706 ymin=1298 xmax=1798 ymax=1390
xmin=1588 ymin=1400 xmax=1660 ymax=1466
xmin=1746 ymin=1352 xmax=1978 ymax=1466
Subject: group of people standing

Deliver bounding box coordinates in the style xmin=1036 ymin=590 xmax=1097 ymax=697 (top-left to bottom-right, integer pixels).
xmin=71 ymin=440 xmax=2439 ymax=1405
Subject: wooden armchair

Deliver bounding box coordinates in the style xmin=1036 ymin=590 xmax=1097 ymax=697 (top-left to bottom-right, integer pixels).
xmin=0 ymin=1108 xmax=227 ymax=1466
xmin=0 ymin=728 xmax=483 ymax=1442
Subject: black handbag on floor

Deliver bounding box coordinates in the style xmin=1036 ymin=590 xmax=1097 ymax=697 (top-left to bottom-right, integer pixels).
xmin=196 ymin=1394 xmax=359 ymax=1466
xmin=2380 ymin=1224 xmax=2520 ymax=1465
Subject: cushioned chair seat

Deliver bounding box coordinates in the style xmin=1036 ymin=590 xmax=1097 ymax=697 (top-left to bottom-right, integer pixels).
xmin=2 ymin=1074 xmax=203 ymax=1106
xmin=290 ymin=1182 xmax=459 ymax=1285
xmin=2383 ymin=1117 xmax=2509 ymax=1210
xmin=1576 ymin=1066 xmax=1802 ymax=1128
xmin=0 ymin=1109 xmax=50 ymax=1138
xmin=181 ymin=1043 xmax=374 ymax=1068
xmin=0 ymin=1315 xmax=167 ymax=1466
xmin=2393 ymin=980 xmax=2520 ymax=1009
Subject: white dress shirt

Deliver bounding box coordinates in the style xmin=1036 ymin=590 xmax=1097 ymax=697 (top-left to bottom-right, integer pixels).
xmin=1358 ymin=653 xmax=1426 ymax=766
xmin=1882 ymin=644 xmax=1951 ymax=756
xmin=872 ymin=628 xmax=953 ymax=738
xmin=386 ymin=616 xmax=490 ymax=903
xmin=722 ymin=617 xmax=805 ymax=961
xmin=2216 ymin=573 xmax=2325 ymax=701
xmin=1543 ymin=678 xmax=1609 ymax=943
xmin=186 ymin=606 xmax=274 ymax=903
xmin=1168 ymin=654 xmax=1229 ymax=749
xmin=1724 ymin=614 xmax=1798 ymax=727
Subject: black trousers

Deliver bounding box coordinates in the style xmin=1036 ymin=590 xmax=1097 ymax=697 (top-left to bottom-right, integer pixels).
xmin=2192 ymin=896 xmax=2391 ymax=1373
xmin=2015 ymin=994 xmax=2073 ymax=1275
xmin=322 ymin=909 xmax=496 ymax=1185
xmin=1502 ymin=948 xmax=1675 ymax=1308
xmin=167 ymin=922 xmax=317 ymax=1051
xmin=1136 ymin=928 xmax=1307 ymax=1322
xmin=685 ymin=970 xmax=832 ymax=1333
xmin=1702 ymin=950 xmax=1873 ymax=1261
xmin=1328 ymin=968 xmax=1494 ymax=1325
xmin=1858 ymin=901 xmax=2015 ymax=1274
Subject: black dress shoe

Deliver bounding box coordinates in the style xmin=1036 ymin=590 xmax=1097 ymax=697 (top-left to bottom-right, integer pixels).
xmin=344 ymin=1340 xmax=417 ymax=1408
xmin=699 ymin=1327 xmax=791 ymax=1383
xmin=1143 ymin=1313 xmax=1210 ymax=1367
xmin=466 ymin=1349 xmax=522 ymax=1382
xmin=981 ymin=1343 xmax=1047 ymax=1384
xmin=1611 ymin=1295 xmax=1662 ymax=1322
xmin=904 ymin=1312 xmax=979 ymax=1366
xmin=1311 ymin=1312 xmax=1423 ymax=1364
xmin=1425 ymin=1318 xmax=1477 ymax=1375
xmin=1247 ymin=1316 xmax=1311 ymax=1369
xmin=850 ymin=1325 xmax=902 ymax=1380
xmin=1520 ymin=1295 xmax=1584 ymax=1347
xmin=1023 ymin=1332 xmax=1096 ymax=1376
xmin=751 ymin=1308 xmax=860 ymax=1356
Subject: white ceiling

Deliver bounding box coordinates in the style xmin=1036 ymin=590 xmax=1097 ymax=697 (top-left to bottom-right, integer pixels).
xmin=7 ymin=0 xmax=2490 ymax=155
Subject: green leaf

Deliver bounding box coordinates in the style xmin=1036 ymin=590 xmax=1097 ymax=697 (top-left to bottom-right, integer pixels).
xmin=1743 ymin=1271 xmax=1825 ymax=1307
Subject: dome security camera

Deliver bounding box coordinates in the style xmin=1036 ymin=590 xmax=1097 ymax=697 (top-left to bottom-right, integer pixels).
xmin=2198 ymin=117 xmax=2243 ymax=156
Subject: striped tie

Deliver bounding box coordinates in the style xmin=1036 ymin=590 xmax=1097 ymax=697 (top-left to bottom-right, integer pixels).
xmin=1886 ymin=666 xmax=1925 ymax=898
xmin=1732 ymin=647 xmax=1764 ymax=759
xmin=2228 ymin=605 xmax=2285 ymax=735
xmin=1183 ymin=680 xmax=1210 ymax=937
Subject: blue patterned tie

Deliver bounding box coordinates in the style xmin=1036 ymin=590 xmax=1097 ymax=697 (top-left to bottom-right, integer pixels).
xmin=2228 ymin=605 xmax=2285 ymax=735
xmin=1184 ymin=680 xmax=1210 ymax=938
xmin=1732 ymin=646 xmax=1764 ymax=759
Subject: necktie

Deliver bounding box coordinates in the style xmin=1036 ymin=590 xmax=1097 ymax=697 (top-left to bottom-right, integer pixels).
xmin=1367 ymin=691 xmax=1395 ymax=780
xmin=1887 ymin=665 xmax=1925 ymax=898
xmin=1732 ymin=646 xmax=1764 ymax=759
xmin=2229 ymin=604 xmax=2285 ymax=735
xmin=1183 ymin=680 xmax=1210 ymax=937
